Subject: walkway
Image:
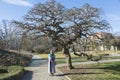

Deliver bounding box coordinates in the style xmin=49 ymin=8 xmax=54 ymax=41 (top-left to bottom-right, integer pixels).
xmin=22 ymin=55 xmax=66 ymax=80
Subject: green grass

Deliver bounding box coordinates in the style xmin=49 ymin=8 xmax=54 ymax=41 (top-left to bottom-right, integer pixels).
xmin=39 ymin=52 xmax=79 ymax=59
xmin=39 ymin=52 xmax=83 ymax=64
xmin=102 ymin=56 xmax=120 ymax=60
xmin=59 ymin=61 xmax=120 ymax=80
xmin=0 ymin=66 xmax=24 ymax=80
xmin=39 ymin=51 xmax=120 ymax=64
xmin=55 ymin=57 xmax=88 ymax=64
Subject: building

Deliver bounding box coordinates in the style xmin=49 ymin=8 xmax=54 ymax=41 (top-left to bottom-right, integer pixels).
xmin=90 ymin=32 xmax=118 ymax=51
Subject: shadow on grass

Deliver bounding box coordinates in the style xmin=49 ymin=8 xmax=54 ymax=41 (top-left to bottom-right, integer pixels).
xmin=103 ymin=63 xmax=120 ymax=72
xmin=59 ymin=72 xmax=103 ymax=76
xmin=74 ymin=67 xmax=104 ymax=69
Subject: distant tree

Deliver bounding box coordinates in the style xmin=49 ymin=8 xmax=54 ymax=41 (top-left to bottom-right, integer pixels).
xmin=19 ymin=31 xmax=28 ymax=50
xmin=13 ymin=0 xmax=110 ymax=70
xmin=0 ymin=20 xmax=9 ymax=49
xmin=0 ymin=20 xmax=25 ymax=50
xmin=0 ymin=20 xmax=16 ymax=49
xmin=112 ymin=33 xmax=120 ymax=50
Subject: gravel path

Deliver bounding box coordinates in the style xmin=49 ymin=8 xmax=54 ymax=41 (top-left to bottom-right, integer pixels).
xmin=22 ymin=55 xmax=66 ymax=80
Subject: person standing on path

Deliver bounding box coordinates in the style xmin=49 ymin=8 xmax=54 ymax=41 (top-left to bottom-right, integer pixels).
xmin=48 ymin=49 xmax=56 ymax=76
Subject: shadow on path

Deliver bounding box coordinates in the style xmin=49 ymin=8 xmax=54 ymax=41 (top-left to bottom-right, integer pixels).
xmin=22 ymin=71 xmax=33 ymax=80
xmin=30 ymin=59 xmax=47 ymax=67
xmin=22 ymin=55 xmax=47 ymax=80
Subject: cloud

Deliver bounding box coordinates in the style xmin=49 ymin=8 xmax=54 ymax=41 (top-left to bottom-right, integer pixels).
xmin=1 ymin=0 xmax=33 ymax=7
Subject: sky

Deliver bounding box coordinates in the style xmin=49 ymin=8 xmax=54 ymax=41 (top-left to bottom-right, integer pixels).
xmin=0 ymin=0 xmax=120 ymax=33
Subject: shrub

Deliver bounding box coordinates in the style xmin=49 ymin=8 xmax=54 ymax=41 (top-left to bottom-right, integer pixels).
xmin=34 ymin=45 xmax=50 ymax=53
xmin=0 ymin=49 xmax=32 ymax=66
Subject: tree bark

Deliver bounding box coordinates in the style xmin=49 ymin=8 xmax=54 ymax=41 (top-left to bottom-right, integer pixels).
xmin=62 ymin=47 xmax=74 ymax=70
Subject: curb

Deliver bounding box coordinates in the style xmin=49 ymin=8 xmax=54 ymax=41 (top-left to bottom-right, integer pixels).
xmin=65 ymin=75 xmax=71 ymax=80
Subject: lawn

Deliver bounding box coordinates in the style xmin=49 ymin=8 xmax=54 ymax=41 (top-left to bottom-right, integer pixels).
xmin=39 ymin=52 xmax=79 ymax=59
xmin=39 ymin=51 xmax=120 ymax=64
xmin=58 ymin=61 xmax=120 ymax=80
xmin=0 ymin=66 xmax=24 ymax=80
xmin=39 ymin=52 xmax=85 ymax=64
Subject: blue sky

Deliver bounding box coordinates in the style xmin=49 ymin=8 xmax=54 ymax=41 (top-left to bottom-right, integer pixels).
xmin=0 ymin=0 xmax=120 ymax=33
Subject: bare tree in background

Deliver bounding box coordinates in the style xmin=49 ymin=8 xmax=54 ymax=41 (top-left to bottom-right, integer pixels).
xmin=0 ymin=20 xmax=23 ymax=50
xmin=0 ymin=20 xmax=14 ymax=49
xmin=13 ymin=0 xmax=110 ymax=69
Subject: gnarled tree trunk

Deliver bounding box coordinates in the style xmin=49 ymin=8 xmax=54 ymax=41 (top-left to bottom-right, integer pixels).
xmin=62 ymin=47 xmax=74 ymax=70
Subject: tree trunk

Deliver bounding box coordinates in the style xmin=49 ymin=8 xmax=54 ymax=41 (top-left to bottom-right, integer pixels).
xmin=62 ymin=47 xmax=74 ymax=70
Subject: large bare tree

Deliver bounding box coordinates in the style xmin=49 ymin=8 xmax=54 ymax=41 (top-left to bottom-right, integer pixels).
xmin=13 ymin=0 xmax=110 ymax=69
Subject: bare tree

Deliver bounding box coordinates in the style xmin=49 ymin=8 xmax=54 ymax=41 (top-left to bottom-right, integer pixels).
xmin=0 ymin=20 xmax=14 ymax=49
xmin=13 ymin=0 xmax=110 ymax=69
xmin=0 ymin=20 xmax=23 ymax=50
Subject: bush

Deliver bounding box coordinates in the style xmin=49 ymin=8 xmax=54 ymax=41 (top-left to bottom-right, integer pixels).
xmin=20 ymin=54 xmax=32 ymax=66
xmin=0 ymin=49 xmax=32 ymax=66
xmin=0 ymin=66 xmax=24 ymax=80
xmin=34 ymin=45 xmax=49 ymax=54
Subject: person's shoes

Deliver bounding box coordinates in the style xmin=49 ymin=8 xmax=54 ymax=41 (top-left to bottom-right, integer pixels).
xmin=49 ymin=73 xmax=54 ymax=76
xmin=52 ymin=73 xmax=54 ymax=76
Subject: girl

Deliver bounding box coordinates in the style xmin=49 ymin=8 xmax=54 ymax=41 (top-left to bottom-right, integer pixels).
xmin=48 ymin=49 xmax=56 ymax=75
